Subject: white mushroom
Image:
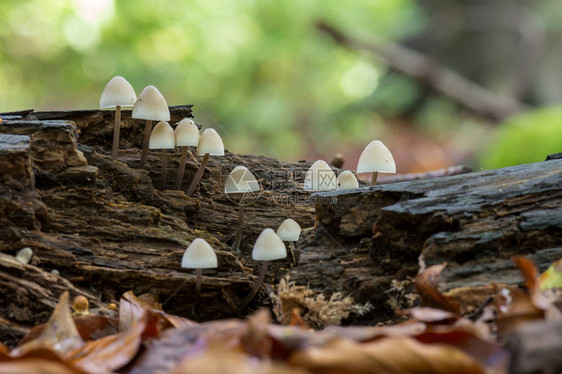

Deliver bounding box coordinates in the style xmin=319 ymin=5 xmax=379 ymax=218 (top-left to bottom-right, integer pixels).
xmin=132 ymin=86 xmax=170 ymax=168
xmin=304 ymin=160 xmax=337 ymax=192
xmin=100 ymin=76 xmax=137 ymax=160
xmin=181 ymin=238 xmax=218 ymax=315
xmin=337 ymin=170 xmax=359 ymax=190
xmin=186 ymin=128 xmax=225 ymax=196
xmin=149 ymin=121 xmax=175 ymax=189
xmin=276 ymin=218 xmax=301 ymax=263
xmin=357 ymin=140 xmax=396 ymax=185
xmin=241 ymin=229 xmax=286 ymax=309
xmin=174 ymin=118 xmax=200 ymax=189
xmin=224 ymin=166 xmax=260 ymax=252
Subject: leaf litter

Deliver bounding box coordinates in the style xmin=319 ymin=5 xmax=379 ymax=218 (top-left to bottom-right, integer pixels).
xmin=1 ymin=257 xmax=561 ymax=373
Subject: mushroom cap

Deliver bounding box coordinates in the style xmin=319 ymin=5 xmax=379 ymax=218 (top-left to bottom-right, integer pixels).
xmin=149 ymin=121 xmax=175 ymax=149
xmin=357 ymin=140 xmax=396 ymax=174
xmin=225 ymin=166 xmax=260 ymax=194
xmin=276 ymin=218 xmax=301 ymax=241
xmin=175 ymin=118 xmax=200 ymax=147
xmin=100 ymin=76 xmax=137 ymax=108
xmin=303 ymin=160 xmax=337 ymax=192
xmin=337 ymin=170 xmax=359 ymax=190
xmin=197 ymin=128 xmax=225 ymax=156
xmin=132 ymin=85 xmax=171 ymax=121
xmin=15 ymin=247 xmax=32 ymax=264
xmin=252 ymin=228 xmax=287 ymax=261
xmin=181 ymin=238 xmax=218 ymax=269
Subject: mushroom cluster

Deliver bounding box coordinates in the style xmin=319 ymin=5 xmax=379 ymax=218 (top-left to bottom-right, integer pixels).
xmin=98 ymin=75 xmax=399 ymax=314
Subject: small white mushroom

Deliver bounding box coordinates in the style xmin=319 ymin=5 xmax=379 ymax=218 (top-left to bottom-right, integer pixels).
xmin=357 ymin=140 xmax=396 ymax=185
xmin=276 ymin=218 xmax=301 ymax=263
xmin=304 ymin=160 xmax=337 ymax=192
xmin=100 ymin=76 xmax=137 ymax=159
xmin=337 ymin=170 xmax=359 ymax=190
xmin=181 ymin=238 xmax=218 ymax=315
xmin=224 ymin=166 xmax=260 ymax=253
xmin=132 ymin=86 xmax=171 ymax=168
xmin=15 ymin=247 xmax=33 ymax=264
xmin=174 ymin=118 xmax=200 ymax=189
xmin=186 ymin=128 xmax=225 ymax=196
xmin=149 ymin=121 xmax=175 ymax=189
xmin=241 ymin=229 xmax=287 ymax=309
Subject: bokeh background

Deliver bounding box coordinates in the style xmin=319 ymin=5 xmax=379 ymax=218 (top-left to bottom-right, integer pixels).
xmin=1 ymin=0 xmax=561 ymax=173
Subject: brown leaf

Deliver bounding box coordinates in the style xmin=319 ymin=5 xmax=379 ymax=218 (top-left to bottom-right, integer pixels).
xmin=497 ymin=288 xmax=544 ymax=338
xmin=119 ymin=291 xmax=196 ymax=337
xmin=403 ymin=307 xmax=458 ymax=324
xmin=415 ymin=264 xmax=461 ymax=314
xmin=69 ymin=316 xmax=146 ymax=373
xmin=19 ymin=315 xmax=118 ymax=346
xmin=242 ymin=309 xmax=272 ymax=358
xmin=172 ymin=342 xmax=305 ymax=374
xmin=512 ymin=256 xmax=539 ymax=292
xmin=0 ymin=359 xmax=82 ymax=374
xmin=12 ymin=292 xmax=84 ymax=358
xmin=289 ymin=337 xmax=485 ymax=374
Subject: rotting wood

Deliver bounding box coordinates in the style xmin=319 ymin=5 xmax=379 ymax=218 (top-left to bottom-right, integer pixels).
xmin=0 ymin=108 xmax=560 ymax=345
xmin=288 ymin=159 xmax=562 ymax=323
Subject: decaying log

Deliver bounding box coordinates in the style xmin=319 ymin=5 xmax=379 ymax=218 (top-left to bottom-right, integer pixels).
xmin=0 ymin=105 xmax=194 ymax=151
xmin=0 ymin=109 xmax=319 ymax=345
xmin=288 ymin=158 xmax=562 ymax=322
xmin=0 ymin=108 xmax=560 ymax=346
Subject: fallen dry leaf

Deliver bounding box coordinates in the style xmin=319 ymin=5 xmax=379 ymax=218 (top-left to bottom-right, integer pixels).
xmin=69 ymin=315 xmax=146 ymax=373
xmin=497 ymin=288 xmax=544 ymax=338
xmin=119 ymin=291 xmax=196 ymax=337
xmin=172 ymin=341 xmax=305 ymax=374
xmin=289 ymin=336 xmax=484 ymax=374
xmin=12 ymin=292 xmax=84 ymax=358
xmin=415 ymin=264 xmax=461 ymax=314
xmin=512 ymin=256 xmax=539 ymax=292
xmin=242 ymin=309 xmax=273 ymax=358
xmin=0 ymin=358 xmax=82 ymax=374
xmin=403 ymin=307 xmax=458 ymax=324
xmin=19 ymin=315 xmax=118 ymax=346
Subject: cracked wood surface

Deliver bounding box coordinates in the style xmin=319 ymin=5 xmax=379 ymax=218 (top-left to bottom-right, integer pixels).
xmin=0 ymin=107 xmax=560 ymax=345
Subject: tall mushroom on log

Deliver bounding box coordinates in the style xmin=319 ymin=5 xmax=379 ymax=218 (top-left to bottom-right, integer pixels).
xmin=181 ymin=238 xmax=218 ymax=315
xmin=100 ymin=76 xmax=137 ymax=160
xmin=240 ymin=228 xmax=287 ymax=309
xmin=174 ymin=118 xmax=200 ymax=189
xmin=186 ymin=128 xmax=224 ymax=197
xmin=149 ymin=121 xmax=176 ymax=189
xmin=276 ymin=218 xmax=301 ymax=264
xmin=132 ymin=85 xmax=170 ymax=168
xmin=304 ymin=160 xmax=337 ymax=192
xmin=225 ymin=166 xmax=260 ymax=253
xmin=357 ymin=140 xmax=396 ymax=185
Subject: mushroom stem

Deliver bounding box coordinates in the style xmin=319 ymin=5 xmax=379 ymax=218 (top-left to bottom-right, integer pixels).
xmin=192 ymin=268 xmax=202 ymax=315
xmin=186 ymin=152 xmax=210 ymax=197
xmin=289 ymin=241 xmax=296 ymax=264
xmin=240 ymin=261 xmax=269 ymax=310
xmin=371 ymin=171 xmax=379 ymax=185
xmin=140 ymin=120 xmax=153 ymax=168
xmin=174 ymin=146 xmax=188 ymax=189
xmin=161 ymin=149 xmax=167 ymax=190
xmin=231 ymin=202 xmax=244 ymax=252
xmin=111 ymin=105 xmax=121 ymax=159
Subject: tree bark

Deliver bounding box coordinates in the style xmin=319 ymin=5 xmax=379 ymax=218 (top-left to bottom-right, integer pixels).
xmin=0 ymin=108 xmax=560 ymax=346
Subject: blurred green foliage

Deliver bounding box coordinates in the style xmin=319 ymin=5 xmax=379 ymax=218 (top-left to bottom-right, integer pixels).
xmin=479 ymin=106 xmax=562 ymax=169
xmin=0 ymin=0 xmax=422 ymax=160
xmin=1 ymin=0 xmax=559 ymax=168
